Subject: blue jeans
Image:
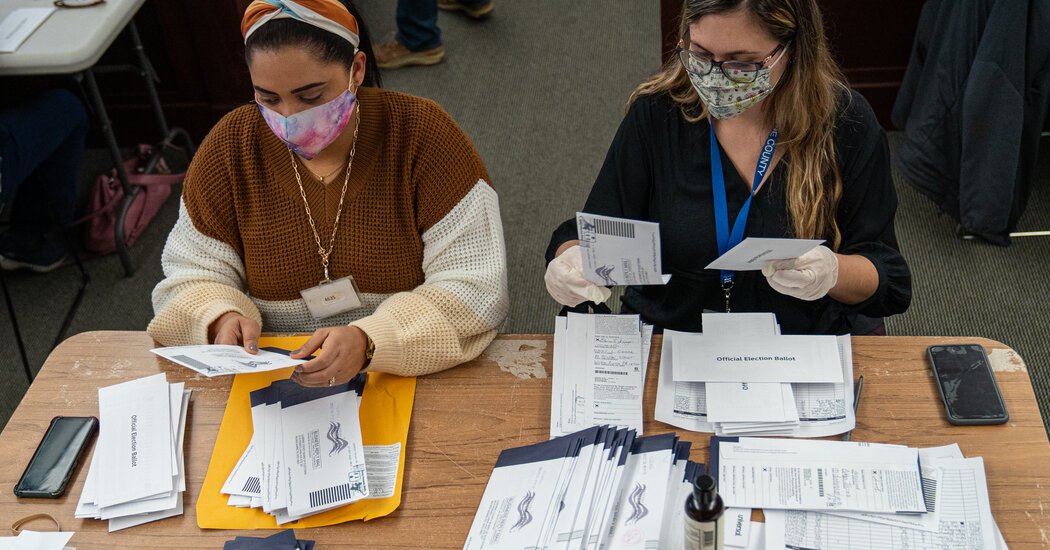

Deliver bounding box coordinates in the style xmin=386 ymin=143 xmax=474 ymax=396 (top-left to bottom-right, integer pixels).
xmin=397 ymin=0 xmax=490 ymax=52
xmin=0 ymin=89 xmax=87 ymax=236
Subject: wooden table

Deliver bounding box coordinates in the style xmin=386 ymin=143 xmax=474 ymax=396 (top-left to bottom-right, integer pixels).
xmin=0 ymin=332 xmax=1047 ymax=548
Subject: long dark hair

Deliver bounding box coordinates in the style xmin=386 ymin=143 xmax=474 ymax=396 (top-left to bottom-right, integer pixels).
xmin=244 ymin=0 xmax=381 ymax=88
xmin=631 ymin=0 xmax=846 ymax=249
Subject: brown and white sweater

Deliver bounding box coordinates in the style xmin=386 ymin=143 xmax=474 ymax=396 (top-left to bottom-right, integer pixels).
xmin=148 ymin=87 xmax=508 ymax=377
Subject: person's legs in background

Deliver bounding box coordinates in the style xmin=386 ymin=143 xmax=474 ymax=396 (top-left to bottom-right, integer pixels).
xmin=375 ymin=0 xmax=493 ymax=69
xmin=375 ymin=0 xmax=445 ymax=69
xmin=0 ymin=88 xmax=88 ymax=272
xmin=437 ymin=0 xmax=494 ymax=19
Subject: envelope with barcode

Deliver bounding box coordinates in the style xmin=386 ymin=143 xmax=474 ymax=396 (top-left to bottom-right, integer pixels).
xmin=575 ymin=212 xmax=670 ymax=286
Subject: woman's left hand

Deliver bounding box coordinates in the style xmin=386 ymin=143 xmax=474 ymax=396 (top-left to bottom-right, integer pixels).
xmin=762 ymin=246 xmax=839 ymax=301
xmin=290 ymin=325 xmax=368 ymax=387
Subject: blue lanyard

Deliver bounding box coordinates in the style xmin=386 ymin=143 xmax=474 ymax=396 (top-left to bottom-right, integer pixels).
xmin=710 ymin=125 xmax=779 ymax=286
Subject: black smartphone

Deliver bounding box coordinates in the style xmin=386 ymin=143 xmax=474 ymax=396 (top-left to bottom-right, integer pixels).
xmin=927 ymin=344 xmax=1009 ymax=425
xmin=14 ymin=416 xmax=98 ymax=498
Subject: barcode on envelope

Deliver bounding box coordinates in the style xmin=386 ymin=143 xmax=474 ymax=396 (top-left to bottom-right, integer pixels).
xmin=817 ymin=468 xmax=824 ymax=497
xmin=242 ymin=476 xmax=261 ymax=495
xmin=923 ymin=477 xmax=937 ymax=512
xmin=594 ymin=218 xmax=636 ymax=239
xmin=309 ymin=483 xmax=354 ymax=508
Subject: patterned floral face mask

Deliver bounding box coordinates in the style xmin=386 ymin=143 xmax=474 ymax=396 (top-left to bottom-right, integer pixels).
xmin=258 ymin=83 xmax=356 ymax=160
xmin=682 ymin=46 xmax=787 ymax=120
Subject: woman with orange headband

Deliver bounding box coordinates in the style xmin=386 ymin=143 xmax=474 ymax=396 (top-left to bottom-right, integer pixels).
xmin=148 ymin=0 xmax=508 ymax=385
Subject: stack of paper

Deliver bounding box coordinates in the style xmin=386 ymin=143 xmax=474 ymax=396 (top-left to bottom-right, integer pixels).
xmin=219 ymin=374 xmax=370 ymax=524
xmin=76 ymin=374 xmax=191 ymax=532
xmin=551 ymin=314 xmax=653 ymax=437
xmin=464 ymin=426 xmax=694 ymax=550
xmin=655 ymin=313 xmax=856 ymax=437
xmin=711 ymin=438 xmax=1008 ymax=550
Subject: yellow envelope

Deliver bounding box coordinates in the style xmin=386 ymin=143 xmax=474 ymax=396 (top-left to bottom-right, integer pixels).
xmin=196 ymin=336 xmax=416 ymax=528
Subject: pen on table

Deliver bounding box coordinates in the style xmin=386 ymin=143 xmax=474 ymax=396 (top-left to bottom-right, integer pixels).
xmin=842 ymin=375 xmax=864 ymax=441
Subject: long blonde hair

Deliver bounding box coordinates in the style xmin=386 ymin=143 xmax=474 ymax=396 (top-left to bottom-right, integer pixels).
xmin=630 ymin=0 xmax=847 ymax=249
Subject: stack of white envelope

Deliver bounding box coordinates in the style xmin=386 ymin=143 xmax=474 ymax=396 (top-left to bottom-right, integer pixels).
xmin=550 ymin=314 xmax=654 ymax=438
xmin=465 ymin=425 xmax=700 ymax=550
xmin=219 ymin=375 xmax=369 ymax=524
xmin=655 ymin=313 xmax=857 ymax=437
xmin=75 ymin=374 xmax=191 ymax=532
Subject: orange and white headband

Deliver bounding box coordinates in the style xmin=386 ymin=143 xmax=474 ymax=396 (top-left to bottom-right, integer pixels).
xmin=241 ymin=0 xmax=360 ymax=48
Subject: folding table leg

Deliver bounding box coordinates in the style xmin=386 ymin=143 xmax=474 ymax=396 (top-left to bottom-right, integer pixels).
xmin=0 ymin=268 xmax=33 ymax=382
xmin=79 ymin=70 xmax=137 ymax=277
xmin=127 ymin=21 xmax=170 ymax=141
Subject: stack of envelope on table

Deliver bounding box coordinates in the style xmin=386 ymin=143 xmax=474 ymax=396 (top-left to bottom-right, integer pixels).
xmin=464 ymin=425 xmax=699 ymax=550
xmin=550 ymin=313 xmax=654 ymax=438
xmin=75 ymin=374 xmax=191 ymax=531
xmin=655 ymin=312 xmax=857 ymax=437
xmin=710 ymin=437 xmax=1008 ymax=550
xmin=222 ymin=529 xmax=313 ymax=549
xmin=219 ymin=374 xmax=369 ymax=524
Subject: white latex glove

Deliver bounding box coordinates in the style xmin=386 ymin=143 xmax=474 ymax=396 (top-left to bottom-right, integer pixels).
xmin=762 ymin=245 xmax=839 ymax=301
xmin=544 ymin=245 xmax=613 ymax=307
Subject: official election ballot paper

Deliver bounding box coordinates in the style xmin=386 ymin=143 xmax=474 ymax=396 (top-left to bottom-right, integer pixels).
xmin=704 ymin=237 xmax=823 ymax=272
xmin=75 ymin=374 xmax=191 ymax=531
xmin=672 ymin=332 xmax=843 ymax=383
xmin=654 ymin=314 xmax=856 ymax=438
xmin=152 ymin=345 xmax=307 ymax=377
xmin=550 ymin=313 xmax=653 ymax=437
xmin=710 ymin=437 xmax=926 ymax=514
xmin=575 ymin=212 xmax=670 ymax=286
xmin=465 ymin=427 xmax=695 ymax=550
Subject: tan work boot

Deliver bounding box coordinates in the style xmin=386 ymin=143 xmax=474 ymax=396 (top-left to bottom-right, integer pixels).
xmin=374 ymin=37 xmax=445 ymax=69
xmin=438 ymin=0 xmax=494 ymax=19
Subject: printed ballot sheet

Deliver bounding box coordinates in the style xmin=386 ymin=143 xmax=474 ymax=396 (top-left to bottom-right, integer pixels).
xmin=713 ymin=437 xmax=926 ymax=513
xmin=152 ymin=345 xmax=306 ymax=377
xmin=704 ymin=237 xmax=824 ymax=271
xmin=576 ymin=212 xmax=667 ymax=286
xmin=765 ymin=456 xmax=998 ymax=550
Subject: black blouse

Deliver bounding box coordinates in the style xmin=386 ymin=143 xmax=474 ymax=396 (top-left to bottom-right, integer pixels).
xmin=546 ymin=90 xmax=911 ymax=335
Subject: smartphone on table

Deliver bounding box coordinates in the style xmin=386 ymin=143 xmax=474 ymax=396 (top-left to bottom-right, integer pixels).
xmin=927 ymin=344 xmax=1009 ymax=425
xmin=14 ymin=416 xmax=98 ymax=498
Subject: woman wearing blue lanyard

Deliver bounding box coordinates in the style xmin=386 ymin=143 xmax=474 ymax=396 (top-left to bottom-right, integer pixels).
xmin=543 ymin=0 xmax=910 ymax=335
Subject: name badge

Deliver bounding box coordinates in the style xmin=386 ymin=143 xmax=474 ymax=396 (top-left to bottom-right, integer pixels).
xmin=299 ymin=276 xmax=363 ymax=320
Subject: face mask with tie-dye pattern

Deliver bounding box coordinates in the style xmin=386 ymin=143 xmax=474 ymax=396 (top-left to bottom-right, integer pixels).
xmin=258 ymin=84 xmax=356 ymax=160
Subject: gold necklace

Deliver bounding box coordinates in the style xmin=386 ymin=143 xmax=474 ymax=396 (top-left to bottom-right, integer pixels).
xmin=309 ymin=163 xmax=344 ymax=184
xmin=288 ymin=110 xmax=361 ymax=282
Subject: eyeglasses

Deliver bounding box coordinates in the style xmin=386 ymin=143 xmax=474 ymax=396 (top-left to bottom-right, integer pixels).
xmin=677 ymin=44 xmax=785 ymax=84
